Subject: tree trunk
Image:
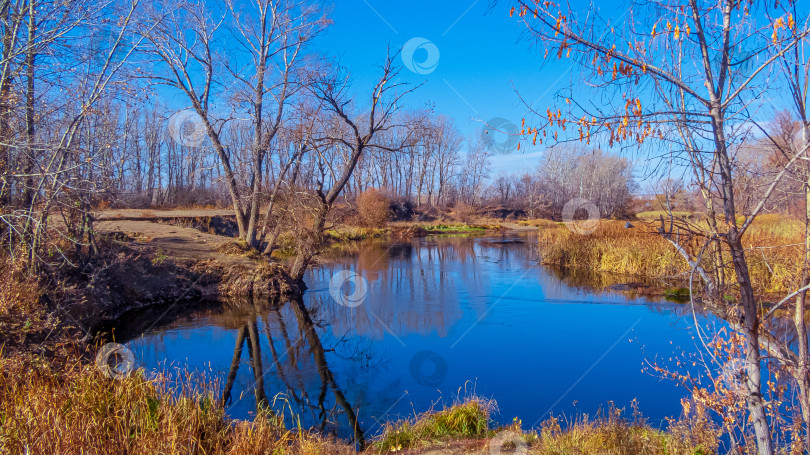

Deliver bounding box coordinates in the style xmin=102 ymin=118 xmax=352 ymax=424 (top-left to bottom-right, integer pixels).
xmin=22 ymin=1 xmax=35 ymax=210
xmin=795 ymin=136 xmax=810 ymax=453
xmin=730 ymin=236 xmax=774 ymax=455
xmin=246 ymin=320 xmax=268 ymax=410
xmin=0 ymin=4 xmax=17 ymax=208
xmin=245 ymin=59 xmax=266 ymax=248
xmin=291 ymin=298 xmax=365 ymax=446
xmin=288 ymin=203 xmax=328 ymax=282
xmin=712 ymin=102 xmax=773 ymax=453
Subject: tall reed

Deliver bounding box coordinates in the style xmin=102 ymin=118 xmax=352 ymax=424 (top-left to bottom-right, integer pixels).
xmin=537 ymin=216 xmax=804 ymax=296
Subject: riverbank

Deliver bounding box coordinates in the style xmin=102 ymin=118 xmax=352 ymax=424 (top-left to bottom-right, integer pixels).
xmin=323 ymin=221 xmax=507 ymax=242
xmin=529 ymin=214 xmax=803 ymax=300
xmin=89 ymin=210 xmax=699 ymax=324
xmin=0 ymin=209 xmax=512 ymax=343
xmin=0 ymin=216 xmax=299 ymax=362
xmin=95 ymin=208 xmax=803 ymax=302
xmin=0 ymin=352 xmax=719 ymax=454
xmin=0 ymin=210 xmax=728 ymax=453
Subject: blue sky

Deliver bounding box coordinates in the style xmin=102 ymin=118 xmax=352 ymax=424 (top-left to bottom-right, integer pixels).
xmin=150 ymin=0 xmax=802 ymax=187
xmin=310 ymin=0 xmax=613 ymax=175
xmin=309 ymin=0 xmax=806 ymax=188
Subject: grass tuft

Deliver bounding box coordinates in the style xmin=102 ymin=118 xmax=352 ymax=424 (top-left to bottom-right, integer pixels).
xmin=374 ymin=398 xmax=492 ymax=452
xmin=215 ymin=240 xmax=261 ymax=259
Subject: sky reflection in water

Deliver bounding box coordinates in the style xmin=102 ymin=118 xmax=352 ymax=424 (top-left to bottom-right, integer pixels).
xmin=124 ymin=231 xmax=705 ymax=441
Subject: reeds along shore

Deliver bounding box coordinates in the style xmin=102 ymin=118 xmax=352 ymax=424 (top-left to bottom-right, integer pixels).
xmin=0 ymin=356 xmax=719 ymax=454
xmin=533 ymin=213 xmax=804 ymax=297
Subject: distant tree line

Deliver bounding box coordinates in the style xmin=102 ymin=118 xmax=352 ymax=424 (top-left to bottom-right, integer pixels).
xmin=31 ymin=99 xmax=636 ymax=220
xmin=0 ymin=0 xmax=639 ymax=280
xmin=486 ymin=146 xmax=634 ymax=219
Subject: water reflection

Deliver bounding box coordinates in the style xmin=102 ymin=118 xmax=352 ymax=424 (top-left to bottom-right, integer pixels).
xmin=207 ymin=297 xmax=368 ymax=445
xmin=122 ymin=231 xmax=705 ymax=441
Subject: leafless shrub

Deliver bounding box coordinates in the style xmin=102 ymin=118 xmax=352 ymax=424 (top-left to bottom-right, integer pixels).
xmin=453 ymin=201 xmax=477 ymax=223
xmin=355 ymin=189 xmax=390 ymax=228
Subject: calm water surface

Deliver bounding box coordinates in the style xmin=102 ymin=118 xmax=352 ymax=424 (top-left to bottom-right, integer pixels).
xmin=120 ymin=231 xmax=708 ymax=441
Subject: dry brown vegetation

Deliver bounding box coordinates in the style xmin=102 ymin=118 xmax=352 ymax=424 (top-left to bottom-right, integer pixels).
xmin=536 ymin=215 xmax=804 ymax=297
xmin=0 ymin=352 xmax=720 ymax=455
xmin=355 ymin=189 xmax=391 ymax=229
xmin=0 ymin=358 xmax=355 ymax=455
xmin=0 ymin=259 xmax=55 ymax=356
xmin=0 ymin=251 xmax=721 ymax=454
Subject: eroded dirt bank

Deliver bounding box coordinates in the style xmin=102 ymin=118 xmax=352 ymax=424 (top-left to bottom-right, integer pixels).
xmin=84 ymin=211 xmax=300 ymax=332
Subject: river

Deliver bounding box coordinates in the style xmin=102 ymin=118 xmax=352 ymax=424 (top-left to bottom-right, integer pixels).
xmin=117 ymin=230 xmax=706 ymax=442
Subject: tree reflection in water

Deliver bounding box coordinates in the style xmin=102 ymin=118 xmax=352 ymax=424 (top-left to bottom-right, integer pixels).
xmin=218 ymin=296 xmax=367 ymax=446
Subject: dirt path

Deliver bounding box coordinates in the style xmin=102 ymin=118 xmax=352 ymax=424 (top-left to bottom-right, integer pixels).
xmin=95 ymin=218 xmax=257 ymax=268
xmin=95 ymin=208 xmax=235 ymax=221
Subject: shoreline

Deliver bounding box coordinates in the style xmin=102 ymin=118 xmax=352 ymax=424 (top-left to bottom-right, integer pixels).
xmin=2 ymin=213 xmax=724 ymax=454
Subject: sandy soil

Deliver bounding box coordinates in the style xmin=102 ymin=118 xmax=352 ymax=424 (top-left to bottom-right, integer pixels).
xmin=95 ymin=208 xmax=235 ymax=220
xmin=95 ymin=217 xmax=256 ymax=268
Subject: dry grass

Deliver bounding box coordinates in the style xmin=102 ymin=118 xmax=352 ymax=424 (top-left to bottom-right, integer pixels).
xmin=0 ymin=346 xmax=721 ymax=455
xmin=373 ymin=398 xmax=717 ymax=455
xmin=535 ymin=214 xmax=805 ymax=296
xmin=215 ymin=240 xmax=262 ymax=259
xmin=518 ymin=219 xmax=563 ymax=228
xmin=325 ymin=226 xmax=386 ymax=241
xmin=0 ymin=356 xmax=353 ymax=455
xmin=530 ymin=405 xmax=718 ymax=454
xmin=374 ymin=398 xmax=493 ymax=452
xmin=452 ymin=202 xmax=477 ymax=223
xmin=0 ymin=258 xmax=62 ymax=356
xmin=635 ymin=210 xmax=700 ymax=221
xmin=388 ymin=221 xmax=501 ymax=232
xmin=538 ymin=220 xmax=688 ymax=279
xmin=742 ymin=213 xmax=804 ymax=294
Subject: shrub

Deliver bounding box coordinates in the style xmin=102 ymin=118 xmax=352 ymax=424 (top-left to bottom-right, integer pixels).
xmin=356 ymin=189 xmax=390 ymax=228
xmin=389 ymin=198 xmax=414 ymax=221
xmin=0 ymin=258 xmax=49 ymax=353
xmin=453 ymin=202 xmax=477 ymax=223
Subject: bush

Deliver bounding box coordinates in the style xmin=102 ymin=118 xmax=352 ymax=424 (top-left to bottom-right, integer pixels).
xmin=389 ymin=198 xmax=414 ymax=221
xmin=453 ymin=202 xmax=477 ymax=223
xmin=356 ymin=189 xmax=390 ymax=228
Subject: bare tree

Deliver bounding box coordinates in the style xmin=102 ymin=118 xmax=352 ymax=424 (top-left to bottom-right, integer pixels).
xmin=456 ymin=136 xmax=492 ymax=207
xmin=1 ymin=0 xmax=143 ymax=269
xmin=286 ymin=51 xmax=420 ymax=281
xmin=533 ymin=145 xmax=633 ymax=218
xmin=142 ymin=0 xmax=326 ymax=247
xmin=512 ymin=0 xmax=810 ymax=451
